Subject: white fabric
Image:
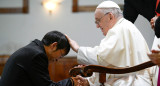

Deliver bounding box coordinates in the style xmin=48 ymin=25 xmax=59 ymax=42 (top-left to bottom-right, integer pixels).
xmin=77 ymin=18 xmax=153 ymax=86
xmin=149 ymin=65 xmax=159 ymax=86
xmin=96 ymin=0 xmax=120 ymax=9
xmin=151 ymin=36 xmax=160 ymax=86
xmin=152 ymin=36 xmax=160 ymax=50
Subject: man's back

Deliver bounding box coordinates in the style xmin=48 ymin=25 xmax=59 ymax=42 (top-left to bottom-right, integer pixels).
xmin=0 ymin=39 xmax=50 ymax=86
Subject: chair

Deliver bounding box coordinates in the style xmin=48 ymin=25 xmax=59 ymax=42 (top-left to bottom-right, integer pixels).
xmin=69 ymin=61 xmax=156 ymax=85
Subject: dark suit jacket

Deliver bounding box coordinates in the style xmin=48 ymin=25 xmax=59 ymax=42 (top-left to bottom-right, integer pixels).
xmin=155 ymin=17 xmax=160 ymax=38
xmin=0 ymin=39 xmax=73 ymax=86
xmin=123 ymin=0 xmax=157 ymax=23
xmin=123 ymin=0 xmax=160 ymax=38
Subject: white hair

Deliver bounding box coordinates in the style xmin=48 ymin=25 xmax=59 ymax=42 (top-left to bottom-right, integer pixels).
xmin=100 ymin=8 xmax=123 ymax=19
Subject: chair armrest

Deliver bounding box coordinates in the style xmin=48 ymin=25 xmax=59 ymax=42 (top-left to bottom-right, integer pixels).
xmin=69 ymin=61 xmax=155 ymax=77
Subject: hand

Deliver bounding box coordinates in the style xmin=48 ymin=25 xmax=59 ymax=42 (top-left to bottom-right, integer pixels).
xmin=72 ymin=75 xmax=89 ymax=86
xmin=74 ymin=65 xmax=86 ymax=68
xmin=65 ymin=35 xmax=80 ymax=53
xmin=148 ymin=46 xmax=160 ymax=66
xmin=150 ymin=16 xmax=158 ymax=29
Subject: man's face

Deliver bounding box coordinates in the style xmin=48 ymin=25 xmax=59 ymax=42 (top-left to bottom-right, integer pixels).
xmin=49 ymin=49 xmax=65 ymax=61
xmin=95 ymin=9 xmax=113 ymax=36
xmin=47 ymin=43 xmax=66 ymax=61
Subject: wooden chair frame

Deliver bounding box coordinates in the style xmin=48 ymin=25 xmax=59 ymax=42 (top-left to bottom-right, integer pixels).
xmin=69 ymin=61 xmax=156 ymax=85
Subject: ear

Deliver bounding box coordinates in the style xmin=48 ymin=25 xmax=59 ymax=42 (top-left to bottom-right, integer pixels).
xmin=109 ymin=13 xmax=114 ymax=20
xmin=50 ymin=42 xmax=58 ymax=51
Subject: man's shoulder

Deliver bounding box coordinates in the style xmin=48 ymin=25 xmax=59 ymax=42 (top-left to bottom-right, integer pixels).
xmin=11 ymin=41 xmax=46 ymax=59
xmin=24 ymin=40 xmax=45 ymax=53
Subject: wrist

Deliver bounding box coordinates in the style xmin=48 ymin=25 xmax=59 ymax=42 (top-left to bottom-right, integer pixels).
xmin=75 ymin=47 xmax=79 ymax=53
xmin=70 ymin=77 xmax=75 ymax=86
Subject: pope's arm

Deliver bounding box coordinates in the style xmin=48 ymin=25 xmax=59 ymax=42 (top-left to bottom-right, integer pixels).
xmin=65 ymin=33 xmax=118 ymax=66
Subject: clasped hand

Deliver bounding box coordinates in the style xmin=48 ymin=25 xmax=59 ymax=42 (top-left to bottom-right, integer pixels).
xmin=72 ymin=75 xmax=89 ymax=86
xmin=72 ymin=65 xmax=89 ymax=86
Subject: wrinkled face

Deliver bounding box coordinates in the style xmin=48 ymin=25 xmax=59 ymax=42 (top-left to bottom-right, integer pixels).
xmin=95 ymin=9 xmax=113 ymax=36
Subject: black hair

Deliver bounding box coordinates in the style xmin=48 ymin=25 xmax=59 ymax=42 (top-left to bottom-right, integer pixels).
xmin=155 ymin=17 xmax=160 ymax=38
xmin=42 ymin=31 xmax=70 ymax=55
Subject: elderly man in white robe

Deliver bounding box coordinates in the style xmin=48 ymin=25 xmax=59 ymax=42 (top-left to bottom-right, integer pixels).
xmin=66 ymin=1 xmax=154 ymax=86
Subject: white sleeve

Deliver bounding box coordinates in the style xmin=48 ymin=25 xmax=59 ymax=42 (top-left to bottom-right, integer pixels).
xmin=77 ymin=46 xmax=99 ymax=65
xmin=76 ymin=31 xmax=116 ymax=66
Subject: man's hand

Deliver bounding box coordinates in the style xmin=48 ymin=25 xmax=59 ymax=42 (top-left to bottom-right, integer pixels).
xmin=65 ymin=35 xmax=79 ymax=53
xmin=150 ymin=16 xmax=158 ymax=29
xmin=148 ymin=46 xmax=160 ymax=66
xmin=74 ymin=65 xmax=86 ymax=68
xmin=72 ymin=75 xmax=89 ymax=86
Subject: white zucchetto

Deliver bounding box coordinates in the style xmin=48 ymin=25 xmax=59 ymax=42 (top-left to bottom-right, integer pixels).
xmin=97 ymin=0 xmax=120 ymax=9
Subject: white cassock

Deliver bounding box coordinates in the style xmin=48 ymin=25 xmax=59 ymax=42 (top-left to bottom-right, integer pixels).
xmin=77 ymin=18 xmax=155 ymax=86
xmin=150 ymin=36 xmax=160 ymax=86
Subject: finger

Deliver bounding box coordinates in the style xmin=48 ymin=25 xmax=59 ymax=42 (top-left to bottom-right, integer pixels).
xmin=76 ymin=75 xmax=83 ymax=80
xmin=77 ymin=65 xmax=84 ymax=67
xmin=151 ymin=50 xmax=160 ymax=53
xmin=77 ymin=76 xmax=87 ymax=82
xmin=74 ymin=66 xmax=78 ymax=68
xmin=158 ymin=45 xmax=160 ymax=49
xmin=65 ymin=34 xmax=69 ymax=38
xmin=151 ymin=24 xmax=155 ymax=29
xmin=65 ymin=34 xmax=71 ymax=41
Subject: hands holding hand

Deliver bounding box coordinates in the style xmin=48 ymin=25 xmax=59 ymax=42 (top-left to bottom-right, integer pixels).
xmin=72 ymin=75 xmax=89 ymax=86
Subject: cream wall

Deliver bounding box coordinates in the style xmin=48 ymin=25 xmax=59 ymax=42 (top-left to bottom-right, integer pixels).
xmin=0 ymin=0 xmax=155 ymax=56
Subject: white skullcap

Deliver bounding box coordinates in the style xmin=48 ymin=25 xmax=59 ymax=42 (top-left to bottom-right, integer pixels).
xmin=97 ymin=0 xmax=120 ymax=9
